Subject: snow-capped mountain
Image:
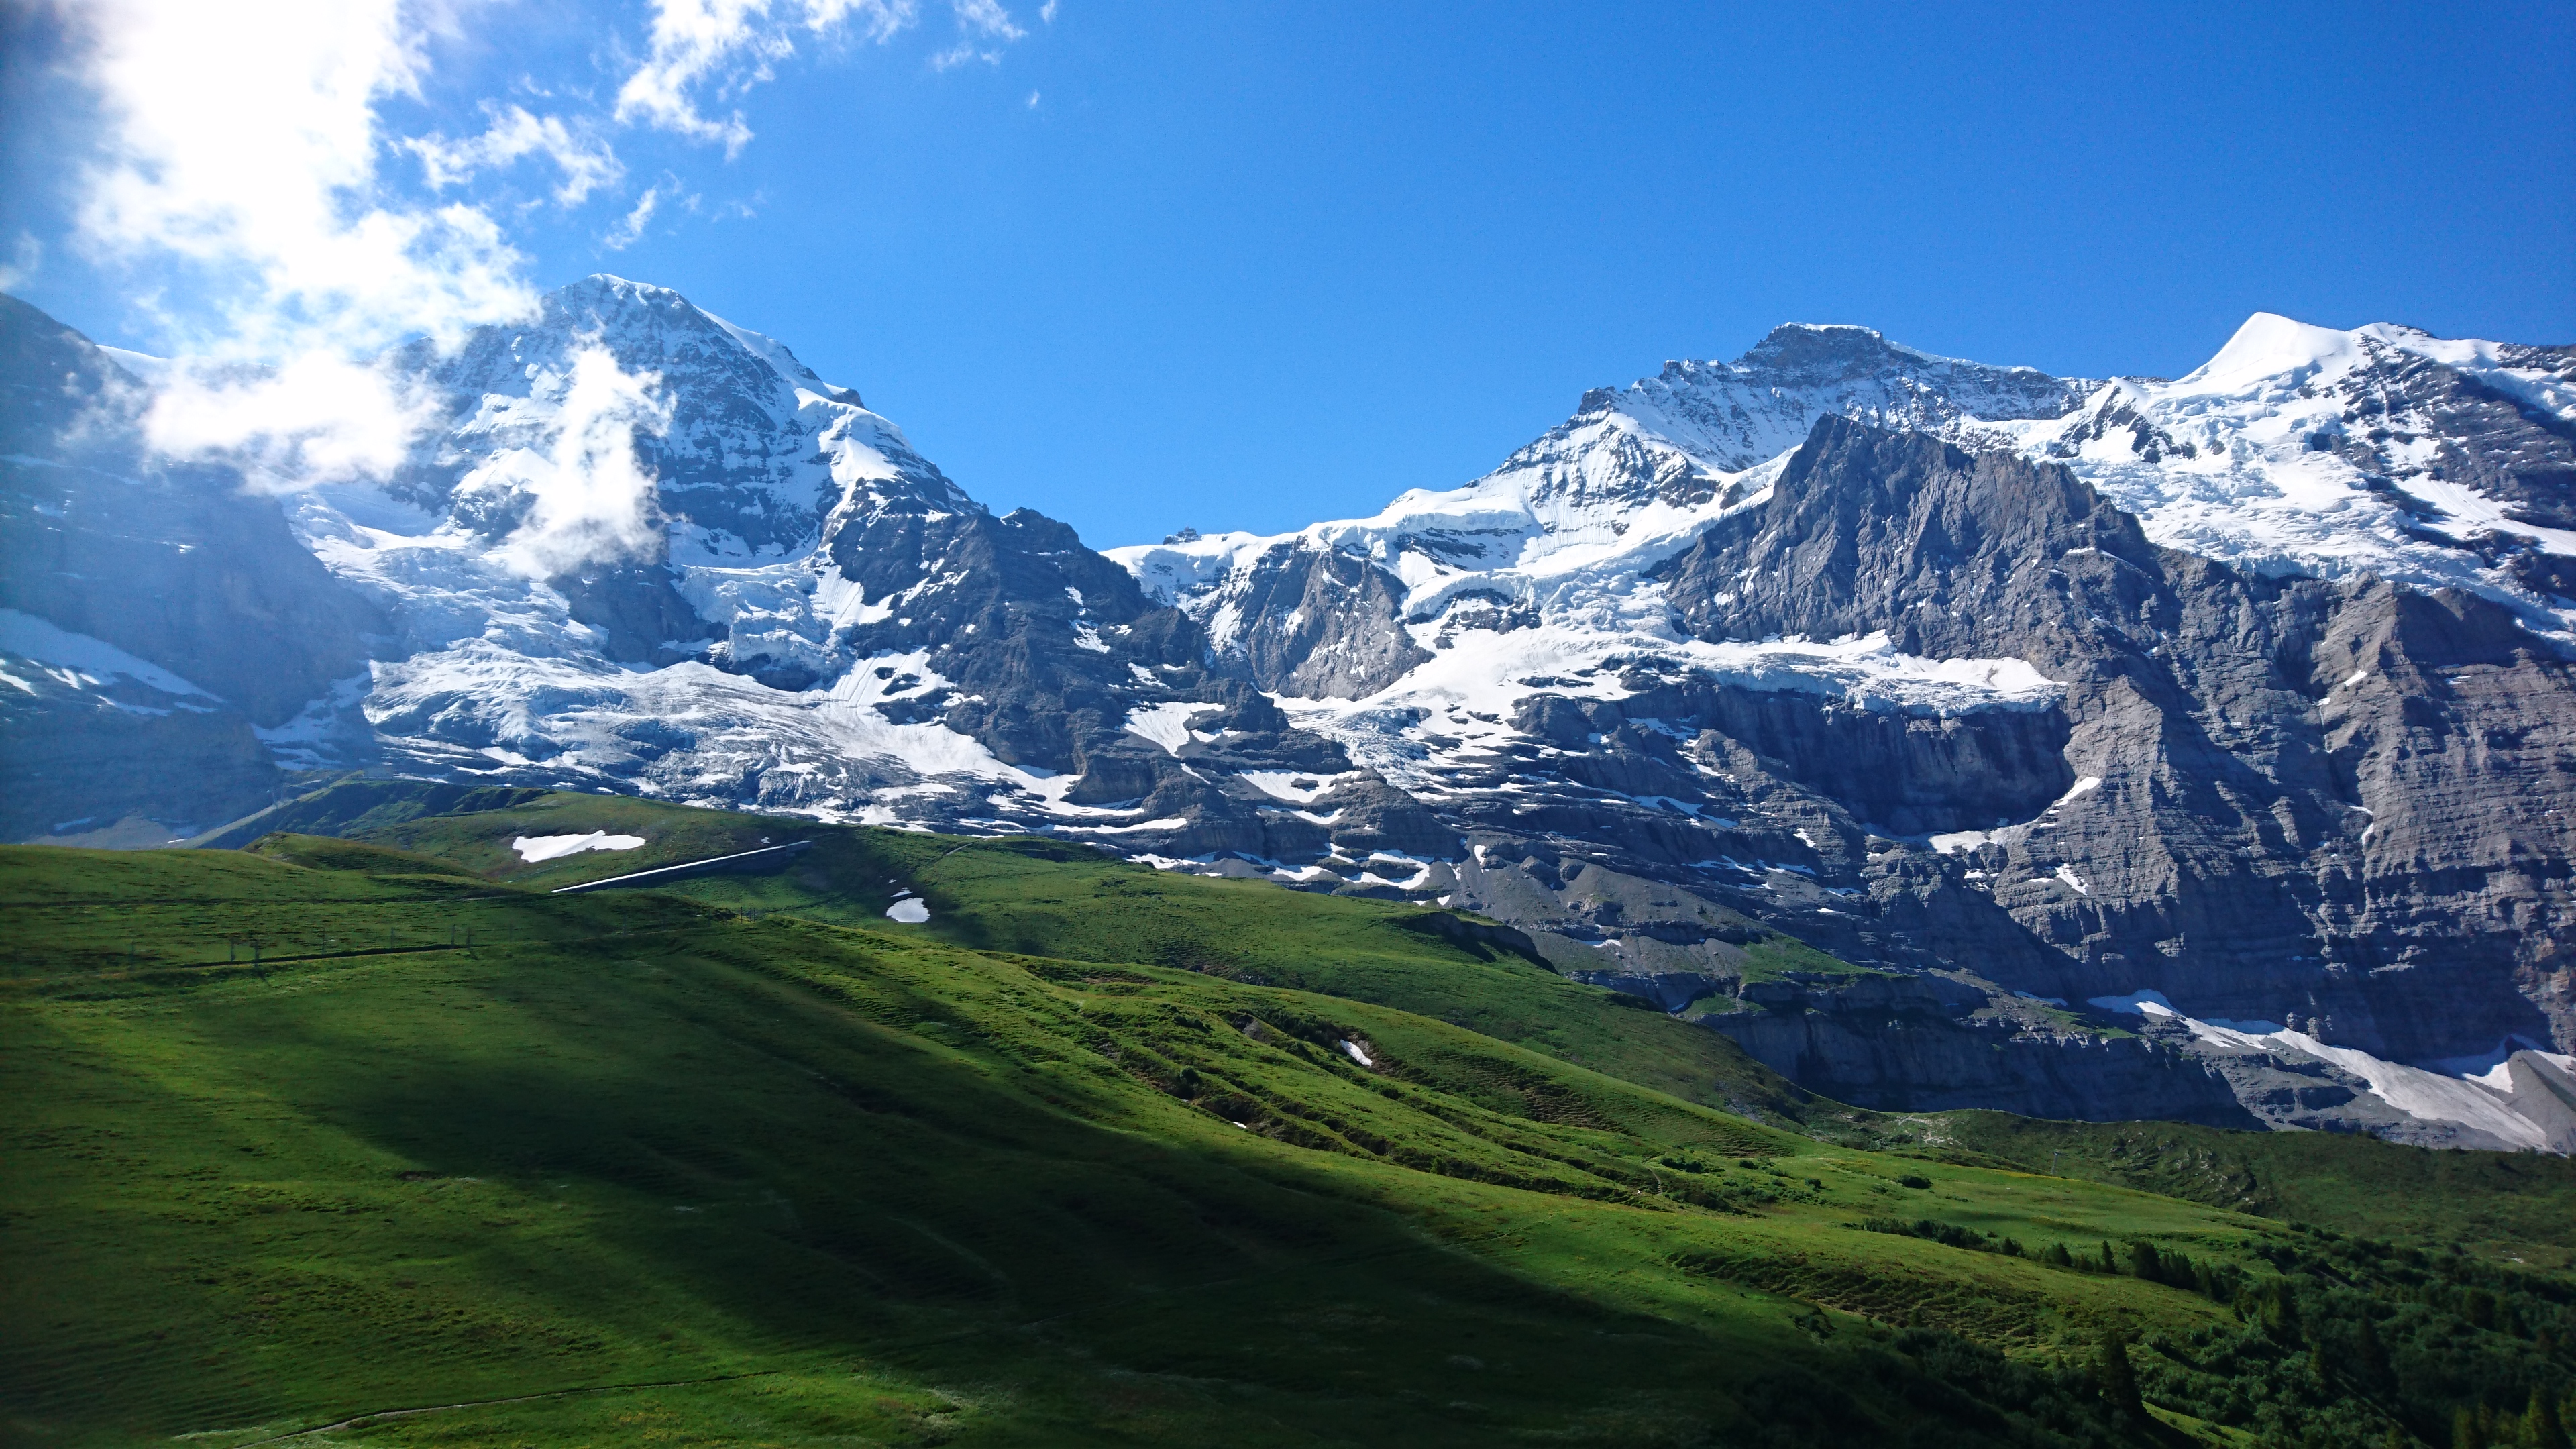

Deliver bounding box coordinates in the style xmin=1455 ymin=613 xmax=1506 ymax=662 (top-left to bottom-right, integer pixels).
xmin=1999 ymin=313 xmax=2576 ymax=629
xmin=1113 ymin=324 xmax=2104 ymax=700
xmin=5 ymin=282 xmax=2573 ymax=1151
xmin=1116 ymin=316 xmax=2576 ymax=704
xmin=268 ymin=277 xmax=1286 ymax=839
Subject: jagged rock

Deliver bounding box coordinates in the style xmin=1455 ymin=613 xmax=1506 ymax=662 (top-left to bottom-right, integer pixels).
xmin=1563 ymin=969 xmax=1733 ymax=1013
xmin=1703 ymin=975 xmax=2257 ymax=1126
xmin=1192 ymin=539 xmax=1430 ymax=697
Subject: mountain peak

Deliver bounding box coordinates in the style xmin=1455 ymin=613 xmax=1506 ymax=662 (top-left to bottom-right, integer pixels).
xmin=2173 ymin=311 xmax=2361 ymax=394
xmin=1760 ymin=321 xmax=1888 ymax=347
xmin=513 ymin=275 xmax=862 ymax=408
xmin=1734 ymin=321 xmax=1911 ymax=376
xmin=1731 ymin=321 xmax=2049 ymax=382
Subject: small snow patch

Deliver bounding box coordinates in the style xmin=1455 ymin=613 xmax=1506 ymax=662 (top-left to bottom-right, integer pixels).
xmin=1241 ymin=770 xmax=1332 ymax=803
xmin=1065 ymin=816 xmax=1191 ymax=835
xmin=1124 ymin=701 xmax=1216 ymax=755
xmin=513 ymin=832 xmax=647 ymax=863
xmin=1338 ymin=1039 xmax=1375 ymax=1067
xmin=2088 ymin=989 xmax=2179 ymax=1017
xmin=2053 ymin=863 xmax=2090 ymax=895
xmin=885 ymin=896 xmax=930 ymax=924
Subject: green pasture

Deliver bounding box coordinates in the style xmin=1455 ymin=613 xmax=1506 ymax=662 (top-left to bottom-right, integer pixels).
xmin=5 ymin=784 xmax=2571 ymax=1446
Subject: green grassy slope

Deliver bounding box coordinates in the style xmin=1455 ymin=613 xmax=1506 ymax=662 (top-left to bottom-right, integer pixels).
xmin=1934 ymin=1112 xmax=2576 ymax=1271
xmin=333 ymin=784 xmax=2576 ymax=1272
xmin=0 ymin=838 xmax=2367 ymax=1447
xmin=333 ymin=786 xmax=1834 ymax=1128
xmin=9 ymin=786 xmax=2573 ymax=1445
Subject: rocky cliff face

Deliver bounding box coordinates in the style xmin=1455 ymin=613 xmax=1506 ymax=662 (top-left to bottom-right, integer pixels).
xmin=0 ymin=295 xmax=382 ymax=841
xmin=5 ymin=282 xmax=2571 ymax=1150
xmin=1660 ymin=419 xmax=2576 ymax=1058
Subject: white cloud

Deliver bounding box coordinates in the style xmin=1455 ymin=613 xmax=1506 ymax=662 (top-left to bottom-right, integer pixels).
xmin=44 ymin=0 xmax=670 ymax=579
xmin=1026 ymin=89 xmax=1040 ymax=108
xmin=618 ymin=0 xmax=1030 ymax=138
xmin=1039 ymin=0 xmax=1057 ymax=21
xmin=952 ymin=0 xmax=1026 ymax=42
xmin=616 ymin=0 xmax=923 ymax=152
xmin=0 ymin=233 xmax=40 ymax=292
xmin=48 ymin=0 xmax=552 ymax=529
xmin=407 ymin=104 xmax=624 ymax=206
xmin=140 ymin=353 xmax=439 ymax=496
xmin=478 ymin=347 xmax=675 ymax=578
xmin=64 ymin=0 xmax=538 ymax=359
xmin=605 ymin=186 xmax=663 ymax=250
xmin=40 ymin=0 xmax=1040 ymax=577
xmin=926 ymin=1 xmax=1023 ymax=72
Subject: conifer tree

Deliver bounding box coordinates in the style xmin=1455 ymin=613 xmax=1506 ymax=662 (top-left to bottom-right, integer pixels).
xmin=2126 ymin=1240 xmax=2162 ymax=1281
xmin=2096 ymin=1329 xmax=2145 ymax=1421
xmin=2528 ymin=1386 xmax=2567 ymax=1449
xmin=2356 ymin=1314 xmax=2392 ymax=1394
xmin=2261 ymin=1279 xmax=2302 ymax=1345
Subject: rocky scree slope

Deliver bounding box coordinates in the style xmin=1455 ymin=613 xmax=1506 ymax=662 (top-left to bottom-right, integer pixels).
xmin=4 ymin=285 xmax=2573 ymax=1148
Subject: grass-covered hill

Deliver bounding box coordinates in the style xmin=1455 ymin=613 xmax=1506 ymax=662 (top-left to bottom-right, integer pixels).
xmin=5 ymin=784 xmax=2573 ymax=1447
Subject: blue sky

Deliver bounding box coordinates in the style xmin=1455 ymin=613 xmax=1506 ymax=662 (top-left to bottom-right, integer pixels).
xmin=6 ymin=1 xmax=2572 ymax=545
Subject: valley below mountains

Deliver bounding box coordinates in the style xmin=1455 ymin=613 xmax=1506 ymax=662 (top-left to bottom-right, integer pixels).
xmin=6 ymin=278 xmax=2574 ymax=1150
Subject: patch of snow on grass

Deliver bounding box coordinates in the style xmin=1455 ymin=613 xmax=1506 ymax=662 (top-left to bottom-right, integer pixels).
xmin=513 ymin=832 xmax=647 ymax=862
xmin=885 ymin=896 xmax=930 ymax=924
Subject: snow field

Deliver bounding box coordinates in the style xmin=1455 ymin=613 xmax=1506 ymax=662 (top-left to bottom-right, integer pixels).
xmin=511 ymin=832 xmax=647 ymax=861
